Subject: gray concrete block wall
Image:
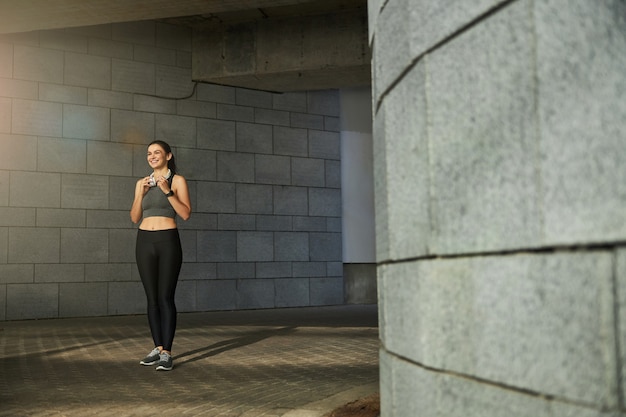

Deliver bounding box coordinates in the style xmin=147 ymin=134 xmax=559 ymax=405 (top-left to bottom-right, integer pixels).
xmin=379 ymin=253 xmax=618 ymax=407
xmin=380 ymin=350 xmax=620 ymax=417
xmin=371 ymin=0 xmax=626 ymax=415
xmin=0 ymin=21 xmax=343 ymax=321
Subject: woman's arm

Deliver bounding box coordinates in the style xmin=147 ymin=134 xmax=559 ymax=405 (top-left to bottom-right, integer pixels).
xmin=130 ymin=177 xmax=150 ymax=224
xmin=164 ymin=175 xmax=192 ymax=221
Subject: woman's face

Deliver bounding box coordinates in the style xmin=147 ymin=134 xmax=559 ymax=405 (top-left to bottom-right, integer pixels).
xmin=146 ymin=144 xmax=170 ymax=170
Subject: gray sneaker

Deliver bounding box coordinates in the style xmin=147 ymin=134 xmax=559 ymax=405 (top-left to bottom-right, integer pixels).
xmin=156 ymin=352 xmax=173 ymax=371
xmin=140 ymin=348 xmax=161 ymax=366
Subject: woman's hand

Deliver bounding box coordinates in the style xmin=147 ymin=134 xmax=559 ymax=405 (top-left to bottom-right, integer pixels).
xmin=138 ymin=176 xmax=152 ymax=195
xmin=155 ymin=175 xmax=171 ymax=195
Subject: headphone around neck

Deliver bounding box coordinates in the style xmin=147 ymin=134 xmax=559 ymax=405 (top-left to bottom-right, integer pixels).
xmin=148 ymin=169 xmax=172 ymax=187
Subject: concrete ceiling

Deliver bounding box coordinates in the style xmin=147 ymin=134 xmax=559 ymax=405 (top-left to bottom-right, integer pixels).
xmin=0 ymin=0 xmax=370 ymax=91
xmin=0 ymin=0 xmax=365 ymax=34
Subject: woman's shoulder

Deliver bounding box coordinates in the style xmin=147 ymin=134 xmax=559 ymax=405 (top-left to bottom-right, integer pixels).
xmin=172 ymin=173 xmax=187 ymax=185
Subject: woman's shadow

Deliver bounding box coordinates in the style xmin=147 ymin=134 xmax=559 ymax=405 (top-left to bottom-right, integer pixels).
xmin=174 ymin=326 xmax=297 ymax=368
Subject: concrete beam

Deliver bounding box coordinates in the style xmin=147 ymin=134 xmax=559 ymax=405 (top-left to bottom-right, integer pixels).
xmin=192 ymin=9 xmax=371 ymax=92
xmin=0 ymin=0 xmax=320 ymax=34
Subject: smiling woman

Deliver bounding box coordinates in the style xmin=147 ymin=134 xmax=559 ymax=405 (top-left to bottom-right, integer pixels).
xmin=130 ymin=139 xmax=192 ymax=371
xmin=130 ymin=140 xmax=191 ymax=225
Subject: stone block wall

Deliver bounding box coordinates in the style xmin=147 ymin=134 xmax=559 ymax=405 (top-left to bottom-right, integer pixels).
xmin=0 ymin=21 xmax=343 ymax=321
xmin=370 ymin=0 xmax=626 ymax=415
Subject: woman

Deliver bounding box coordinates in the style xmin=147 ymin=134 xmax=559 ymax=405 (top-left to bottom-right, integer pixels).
xmin=130 ymin=140 xmax=191 ymax=371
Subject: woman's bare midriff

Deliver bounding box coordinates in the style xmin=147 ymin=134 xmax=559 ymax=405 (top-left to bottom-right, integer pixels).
xmin=139 ymin=216 xmax=177 ymax=231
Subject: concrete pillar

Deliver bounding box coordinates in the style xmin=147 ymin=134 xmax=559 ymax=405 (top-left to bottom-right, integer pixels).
xmin=340 ymin=87 xmax=376 ymax=304
xmin=370 ymin=0 xmax=626 ymax=415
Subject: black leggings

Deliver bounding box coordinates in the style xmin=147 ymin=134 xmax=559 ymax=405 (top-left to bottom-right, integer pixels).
xmin=135 ymin=229 xmax=182 ymax=352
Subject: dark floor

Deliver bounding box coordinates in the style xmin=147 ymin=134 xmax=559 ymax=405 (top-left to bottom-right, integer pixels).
xmin=0 ymin=305 xmax=379 ymax=417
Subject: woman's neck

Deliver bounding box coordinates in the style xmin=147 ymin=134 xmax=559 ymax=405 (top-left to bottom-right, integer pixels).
xmin=153 ymin=167 xmax=170 ymax=177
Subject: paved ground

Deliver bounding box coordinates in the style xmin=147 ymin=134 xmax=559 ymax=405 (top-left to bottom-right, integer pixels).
xmin=0 ymin=305 xmax=379 ymax=417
